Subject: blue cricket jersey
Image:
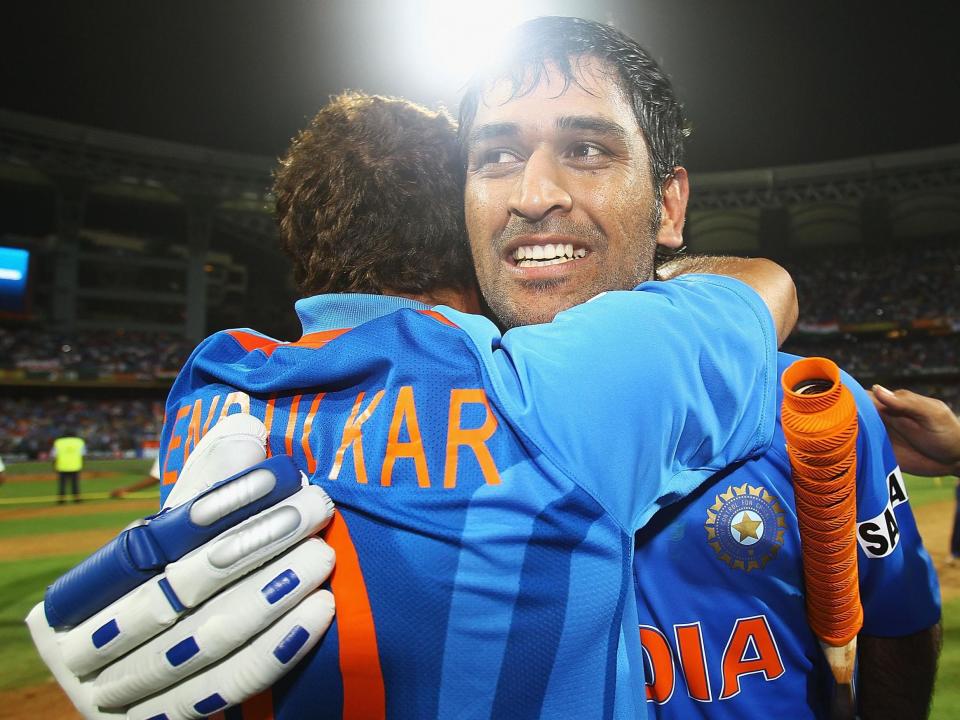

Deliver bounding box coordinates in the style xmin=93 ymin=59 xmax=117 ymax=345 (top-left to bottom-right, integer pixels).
xmin=632 ymin=353 xmax=941 ymax=719
xmin=159 ymin=275 xmax=778 ymax=720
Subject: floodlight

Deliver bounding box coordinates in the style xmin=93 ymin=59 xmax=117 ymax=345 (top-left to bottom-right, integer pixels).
xmin=401 ymin=0 xmax=551 ymax=89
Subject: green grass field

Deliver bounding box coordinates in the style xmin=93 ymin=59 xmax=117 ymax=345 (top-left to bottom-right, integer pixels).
xmin=0 ymin=458 xmax=156 ymax=506
xmin=0 ymin=458 xmax=156 ymax=692
xmin=0 ymin=463 xmax=957 ymax=715
xmin=934 ymin=597 xmax=960 ymax=719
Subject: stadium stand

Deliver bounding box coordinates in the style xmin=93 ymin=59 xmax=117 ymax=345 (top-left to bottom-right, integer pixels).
xmin=787 ymin=239 xmax=960 ymax=326
xmin=0 ymin=328 xmax=190 ymax=381
xmin=0 ymin=111 xmax=957 ymax=461
xmin=0 ymin=395 xmax=162 ymax=460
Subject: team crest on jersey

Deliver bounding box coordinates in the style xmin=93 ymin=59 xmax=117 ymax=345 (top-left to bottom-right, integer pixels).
xmin=705 ymin=483 xmax=786 ymax=572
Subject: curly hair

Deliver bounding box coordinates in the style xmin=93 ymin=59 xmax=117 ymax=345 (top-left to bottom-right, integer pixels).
xmin=458 ymin=16 xmax=688 ymax=196
xmin=274 ymin=92 xmax=475 ymax=297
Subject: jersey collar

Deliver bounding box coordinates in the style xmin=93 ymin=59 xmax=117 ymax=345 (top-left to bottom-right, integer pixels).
xmin=295 ymin=293 xmax=431 ymax=334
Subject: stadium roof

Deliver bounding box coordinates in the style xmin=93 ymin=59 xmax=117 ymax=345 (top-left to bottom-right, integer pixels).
xmin=3 ymin=1 xmax=958 ymax=173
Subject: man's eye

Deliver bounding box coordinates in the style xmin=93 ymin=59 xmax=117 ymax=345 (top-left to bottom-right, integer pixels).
xmin=568 ymin=143 xmax=604 ymax=160
xmin=481 ymin=150 xmax=520 ymax=166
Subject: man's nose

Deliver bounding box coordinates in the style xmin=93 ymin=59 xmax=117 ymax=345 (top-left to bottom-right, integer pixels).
xmin=507 ymin=150 xmax=573 ymax=221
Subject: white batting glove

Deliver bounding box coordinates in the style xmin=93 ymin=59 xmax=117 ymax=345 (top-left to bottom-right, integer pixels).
xmin=26 ymin=414 xmax=336 ymax=720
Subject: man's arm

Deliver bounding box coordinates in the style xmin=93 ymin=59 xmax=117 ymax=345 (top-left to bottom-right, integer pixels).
xmin=858 ymin=626 xmax=942 ymax=720
xmin=109 ymin=474 xmax=160 ymax=499
xmin=111 ymin=458 xmax=161 ymax=499
xmin=658 ymin=255 xmax=798 ymax=346
xmin=847 ymin=380 xmax=944 ymax=719
xmin=870 ymin=385 xmax=960 ymax=477
xmin=857 ymin=386 xmax=955 ymax=718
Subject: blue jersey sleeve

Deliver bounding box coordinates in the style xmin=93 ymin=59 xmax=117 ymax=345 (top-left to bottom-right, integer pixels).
xmin=440 ymin=274 xmax=778 ymax=532
xmin=846 ymin=375 xmax=942 ymax=636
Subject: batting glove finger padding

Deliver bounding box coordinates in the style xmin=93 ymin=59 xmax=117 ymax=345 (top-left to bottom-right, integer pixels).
xmin=53 ymin=470 xmax=331 ymax=678
xmin=125 ymin=590 xmax=335 ymax=720
xmin=93 ymin=538 xmax=334 ymax=708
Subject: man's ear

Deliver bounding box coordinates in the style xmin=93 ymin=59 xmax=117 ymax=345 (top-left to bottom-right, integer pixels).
xmin=656 ymin=167 xmax=689 ymax=250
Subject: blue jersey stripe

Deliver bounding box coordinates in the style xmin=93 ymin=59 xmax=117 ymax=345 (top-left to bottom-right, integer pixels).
xmin=492 ymin=489 xmax=606 ymax=716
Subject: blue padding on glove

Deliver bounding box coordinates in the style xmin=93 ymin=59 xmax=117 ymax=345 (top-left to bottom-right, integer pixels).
xmin=43 ymin=455 xmax=301 ymax=629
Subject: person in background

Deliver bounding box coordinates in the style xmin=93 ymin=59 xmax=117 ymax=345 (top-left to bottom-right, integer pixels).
xmin=52 ymin=433 xmax=85 ymax=503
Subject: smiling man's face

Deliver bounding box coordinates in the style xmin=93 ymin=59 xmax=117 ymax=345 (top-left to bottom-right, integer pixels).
xmin=464 ymin=56 xmax=683 ymax=328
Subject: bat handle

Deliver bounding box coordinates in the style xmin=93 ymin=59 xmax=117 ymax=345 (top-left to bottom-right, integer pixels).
xmin=822 ymin=638 xmax=857 ymax=720
xmin=821 ymin=637 xmax=857 ymax=685
xmin=830 ymin=681 xmax=857 ymax=720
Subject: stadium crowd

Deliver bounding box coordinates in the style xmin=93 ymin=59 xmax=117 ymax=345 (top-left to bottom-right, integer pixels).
xmin=785 ymin=240 xmax=960 ymax=326
xmin=0 ymin=396 xmax=163 ymax=459
xmin=0 ymin=328 xmax=191 ymax=380
xmin=784 ymin=335 xmax=959 ymax=379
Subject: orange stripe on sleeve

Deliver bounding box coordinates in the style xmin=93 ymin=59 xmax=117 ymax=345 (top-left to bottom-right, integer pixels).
xmin=293 ymin=328 xmax=351 ymax=348
xmin=325 ymin=513 xmax=385 ymax=719
xmin=227 ymin=330 xmax=281 ymax=354
xmin=418 ymin=309 xmax=459 ymax=328
xmin=227 ymin=328 xmax=349 ymax=358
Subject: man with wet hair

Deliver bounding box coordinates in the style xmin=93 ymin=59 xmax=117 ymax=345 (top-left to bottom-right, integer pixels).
xmin=458 ymin=15 xmax=694 ymax=330
xmin=275 ymin=92 xmax=478 ymax=308
xmin=457 ymin=16 xmax=940 ymax=719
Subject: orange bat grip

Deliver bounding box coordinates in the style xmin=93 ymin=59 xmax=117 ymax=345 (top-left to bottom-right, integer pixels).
xmin=781 ymin=357 xmax=863 ymax=647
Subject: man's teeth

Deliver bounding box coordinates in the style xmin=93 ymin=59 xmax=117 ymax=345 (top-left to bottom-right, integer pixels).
xmin=513 ymin=244 xmax=587 ymax=266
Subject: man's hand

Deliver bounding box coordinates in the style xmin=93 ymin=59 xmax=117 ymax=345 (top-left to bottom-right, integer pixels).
xmin=870 ymin=385 xmax=960 ymax=477
xmin=26 ymin=415 xmax=336 ymax=720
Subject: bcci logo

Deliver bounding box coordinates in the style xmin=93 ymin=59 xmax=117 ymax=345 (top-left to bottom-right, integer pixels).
xmin=705 ymin=483 xmax=786 ymax=572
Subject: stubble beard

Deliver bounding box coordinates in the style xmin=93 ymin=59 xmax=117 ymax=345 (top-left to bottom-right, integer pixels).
xmin=481 ymin=223 xmax=659 ymax=330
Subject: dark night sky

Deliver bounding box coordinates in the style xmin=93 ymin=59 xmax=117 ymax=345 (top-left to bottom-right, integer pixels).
xmin=3 ymin=0 xmax=958 ymax=173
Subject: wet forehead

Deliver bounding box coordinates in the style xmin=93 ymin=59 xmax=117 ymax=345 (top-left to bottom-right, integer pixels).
xmin=471 ymin=57 xmax=641 ymax=143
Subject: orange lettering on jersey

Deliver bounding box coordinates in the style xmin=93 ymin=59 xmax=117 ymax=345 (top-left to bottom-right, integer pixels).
xmin=381 ymin=386 xmax=431 ymax=488
xmin=202 ymin=395 xmax=221 ymax=435
xmin=444 ymin=389 xmax=501 ymax=488
xmin=640 ymin=625 xmax=675 ymax=704
xmin=219 ymin=390 xmax=250 ymax=418
xmin=285 ymin=395 xmax=302 ymax=457
xmin=301 ymin=393 xmax=326 ymax=475
xmin=719 ymin=615 xmax=785 ymax=699
xmin=329 ymin=390 xmax=385 ymax=483
xmin=675 ymin=622 xmax=712 ymax=702
xmin=263 ymin=396 xmax=277 ymax=457
xmin=163 ymin=404 xmax=192 ymax=485
xmin=183 ymin=399 xmax=203 ymax=462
